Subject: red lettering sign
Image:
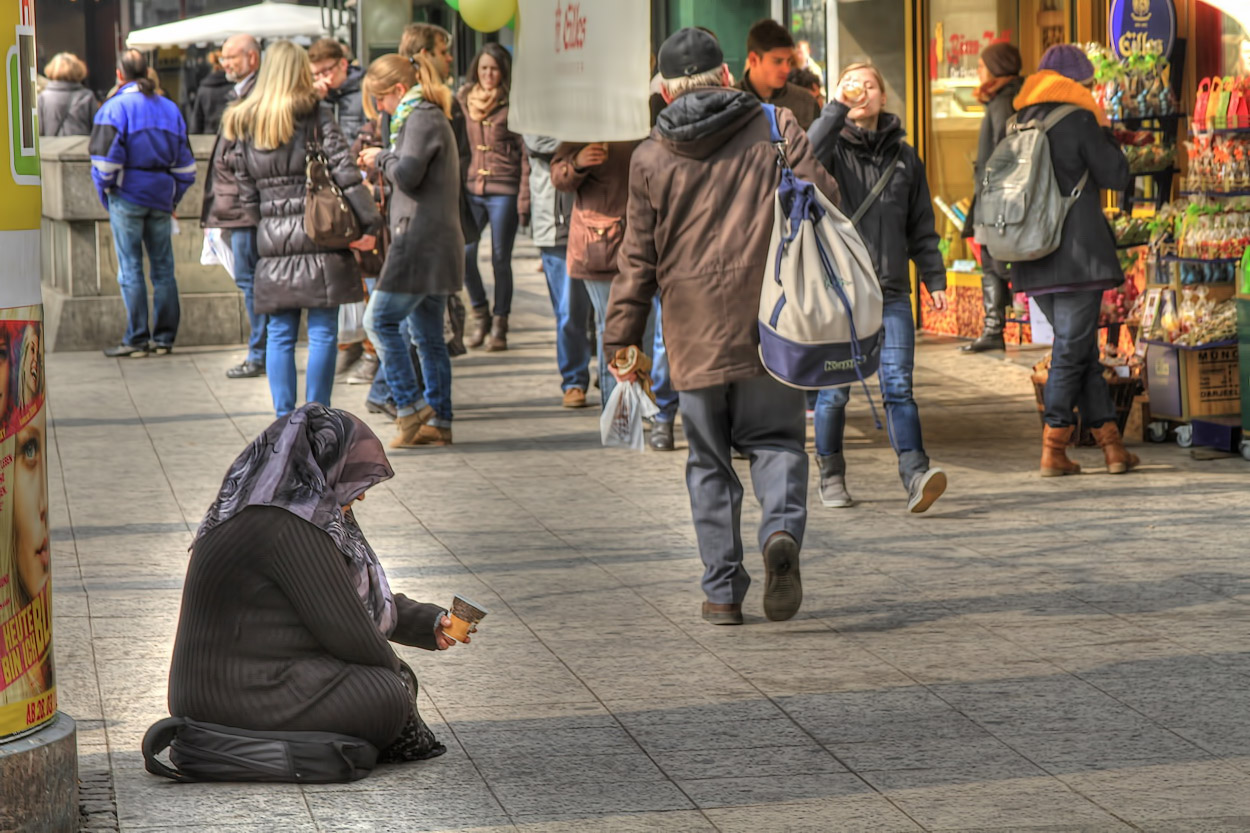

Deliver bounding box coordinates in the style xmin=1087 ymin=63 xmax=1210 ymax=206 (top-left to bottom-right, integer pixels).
xmin=554 ymin=2 xmax=587 ymax=53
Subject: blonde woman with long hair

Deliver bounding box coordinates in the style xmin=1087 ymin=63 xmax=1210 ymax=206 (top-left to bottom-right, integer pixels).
xmin=223 ymin=40 xmax=380 ymax=418
xmin=358 ymin=53 xmax=464 ymax=448
xmin=38 ymin=52 xmax=95 ymax=136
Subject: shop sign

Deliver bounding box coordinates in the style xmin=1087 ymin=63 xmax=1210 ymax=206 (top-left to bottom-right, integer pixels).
xmin=511 ymin=0 xmax=650 ymax=142
xmin=1109 ymin=0 xmax=1176 ymax=59
xmin=0 ymin=0 xmax=53 ymax=741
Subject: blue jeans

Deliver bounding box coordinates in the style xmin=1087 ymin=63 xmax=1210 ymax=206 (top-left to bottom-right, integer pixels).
xmin=464 ymin=193 xmax=518 ymax=316
xmin=230 ymin=227 xmax=266 ymax=365
xmin=540 ymin=246 xmax=592 ymax=392
xmin=584 ymin=280 xmax=676 ymax=417
xmin=107 ymin=195 xmax=180 ymax=347
xmin=266 ymin=306 xmax=338 ymax=418
xmin=364 ymin=291 xmax=452 ymax=426
xmin=1034 ymin=290 xmax=1116 ymax=429
xmin=815 ymin=298 xmax=924 ymax=462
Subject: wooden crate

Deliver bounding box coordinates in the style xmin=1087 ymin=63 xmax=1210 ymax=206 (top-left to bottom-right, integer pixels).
xmin=1143 ymin=340 xmax=1241 ymax=422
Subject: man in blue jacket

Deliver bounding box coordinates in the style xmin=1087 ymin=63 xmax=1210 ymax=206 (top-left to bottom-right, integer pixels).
xmin=90 ymin=49 xmax=197 ymax=358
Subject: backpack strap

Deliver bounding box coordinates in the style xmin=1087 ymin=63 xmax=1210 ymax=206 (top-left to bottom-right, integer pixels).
xmin=850 ymin=145 xmax=905 ymax=225
xmin=761 ymin=103 xmax=791 ymax=170
xmin=1012 ymin=105 xmax=1092 ymax=198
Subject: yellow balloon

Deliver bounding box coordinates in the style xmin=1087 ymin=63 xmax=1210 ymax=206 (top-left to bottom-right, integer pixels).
xmin=460 ymin=0 xmax=518 ymax=33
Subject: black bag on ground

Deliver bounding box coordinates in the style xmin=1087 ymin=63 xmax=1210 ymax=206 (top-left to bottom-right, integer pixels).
xmin=142 ymin=717 xmax=378 ymax=784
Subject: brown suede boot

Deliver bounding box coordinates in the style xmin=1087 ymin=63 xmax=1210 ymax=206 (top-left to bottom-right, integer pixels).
xmin=486 ymin=315 xmax=508 ymax=352
xmin=1090 ymin=422 xmax=1139 ymax=474
xmin=466 ymin=306 xmax=490 ymax=349
xmin=1040 ymin=425 xmax=1081 ymax=477
xmin=389 ymin=406 xmax=434 ymax=449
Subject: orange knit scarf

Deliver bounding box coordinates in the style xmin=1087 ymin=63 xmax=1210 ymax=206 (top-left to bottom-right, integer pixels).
xmin=1013 ymin=70 xmax=1109 ymax=126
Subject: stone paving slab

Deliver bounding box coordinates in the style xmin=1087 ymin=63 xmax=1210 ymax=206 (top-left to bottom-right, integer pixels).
xmin=45 ymin=240 xmax=1250 ymax=831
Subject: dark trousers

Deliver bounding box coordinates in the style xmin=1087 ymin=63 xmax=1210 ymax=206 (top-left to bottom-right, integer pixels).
xmin=1034 ymin=290 xmax=1116 ymax=429
xmin=230 ymin=228 xmax=266 ymax=365
xmin=678 ymin=374 xmax=808 ymax=605
xmin=463 ymin=193 xmax=518 ymax=316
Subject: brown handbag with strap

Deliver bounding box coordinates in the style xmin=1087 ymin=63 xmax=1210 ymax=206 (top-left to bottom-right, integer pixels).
xmin=304 ymin=117 xmax=361 ymax=249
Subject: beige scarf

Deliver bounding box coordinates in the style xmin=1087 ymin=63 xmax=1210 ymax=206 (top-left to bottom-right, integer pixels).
xmin=466 ymin=84 xmax=502 ymax=122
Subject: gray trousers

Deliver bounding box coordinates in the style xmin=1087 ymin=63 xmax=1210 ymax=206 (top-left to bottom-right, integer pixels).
xmin=678 ymin=374 xmax=808 ymax=604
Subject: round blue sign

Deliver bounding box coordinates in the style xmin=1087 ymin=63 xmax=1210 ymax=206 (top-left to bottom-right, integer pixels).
xmin=1109 ymin=0 xmax=1176 ymax=59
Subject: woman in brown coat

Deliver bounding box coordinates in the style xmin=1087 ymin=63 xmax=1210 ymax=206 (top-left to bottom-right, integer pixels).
xmin=458 ymin=44 xmax=530 ymax=351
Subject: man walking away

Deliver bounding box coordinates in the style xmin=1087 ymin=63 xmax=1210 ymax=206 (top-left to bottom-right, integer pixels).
xmin=202 ymin=34 xmax=266 ymax=379
xmin=309 ymin=39 xmax=366 ymax=144
xmin=736 ymin=20 xmax=820 ymax=130
xmin=605 ymin=29 xmax=839 ymax=626
xmin=91 ymin=49 xmax=196 ymax=358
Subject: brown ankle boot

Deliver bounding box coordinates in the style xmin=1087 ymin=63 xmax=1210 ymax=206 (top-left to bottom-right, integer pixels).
xmin=389 ymin=406 xmax=434 ymax=449
xmin=486 ymin=314 xmax=508 ymax=352
xmin=466 ymin=306 xmax=490 ymax=349
xmin=1040 ymin=425 xmax=1081 ymax=477
xmin=1090 ymin=422 xmax=1139 ymax=474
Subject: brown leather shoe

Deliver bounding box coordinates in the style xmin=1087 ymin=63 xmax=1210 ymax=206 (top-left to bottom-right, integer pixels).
xmin=562 ymin=388 xmax=588 ymax=408
xmin=761 ymin=531 xmax=802 ymax=621
xmin=466 ymin=306 xmax=490 ymax=349
xmin=701 ymin=602 xmax=743 ymax=626
xmin=389 ymin=406 xmax=434 ymax=449
xmin=1090 ymin=422 xmax=1139 ymax=474
xmin=1040 ymin=425 xmax=1081 ymax=477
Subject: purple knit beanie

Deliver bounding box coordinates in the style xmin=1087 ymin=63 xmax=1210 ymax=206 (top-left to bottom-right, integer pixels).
xmin=1038 ymin=44 xmax=1095 ymax=84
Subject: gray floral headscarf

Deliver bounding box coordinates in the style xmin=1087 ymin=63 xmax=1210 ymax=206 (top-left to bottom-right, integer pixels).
xmin=193 ymin=404 xmax=398 ymax=636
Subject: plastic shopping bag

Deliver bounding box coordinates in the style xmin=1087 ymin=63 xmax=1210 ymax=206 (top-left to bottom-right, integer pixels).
xmin=600 ymin=379 xmax=660 ymax=451
xmin=338 ymin=301 xmax=367 ymax=345
xmin=200 ymin=229 xmax=236 ymax=279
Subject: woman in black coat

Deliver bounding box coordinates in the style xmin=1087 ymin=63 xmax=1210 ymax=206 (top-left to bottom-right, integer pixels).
xmin=38 ymin=53 xmax=96 ymax=136
xmin=188 ymin=53 xmax=232 ymax=134
xmin=223 ymin=41 xmax=380 ymax=418
xmin=1008 ymin=45 xmax=1137 ymax=477
xmin=962 ymin=42 xmax=1024 ymax=353
xmin=806 ymin=62 xmax=949 ymax=516
xmin=169 ymin=404 xmax=466 ymax=760
xmin=358 ymin=54 xmax=464 ymax=449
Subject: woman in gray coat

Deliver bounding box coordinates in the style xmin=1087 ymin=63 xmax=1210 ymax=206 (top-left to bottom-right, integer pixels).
xmin=38 ymin=53 xmax=96 ymax=136
xmin=223 ymin=41 xmax=380 ymax=418
xmin=359 ymin=54 xmax=464 ymax=449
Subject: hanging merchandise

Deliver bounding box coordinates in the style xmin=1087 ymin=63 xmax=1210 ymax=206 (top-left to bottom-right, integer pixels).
xmin=1192 ymin=77 xmax=1250 ymax=132
xmin=459 ymin=0 xmax=516 ymax=32
xmin=1087 ymin=43 xmax=1176 ymax=121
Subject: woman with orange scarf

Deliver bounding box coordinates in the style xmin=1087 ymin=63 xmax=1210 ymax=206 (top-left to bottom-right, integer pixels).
xmin=1008 ymin=45 xmax=1138 ymax=478
xmin=962 ymin=42 xmax=1023 ymax=353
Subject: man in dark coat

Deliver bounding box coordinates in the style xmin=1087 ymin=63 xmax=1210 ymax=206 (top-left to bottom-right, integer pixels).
xmin=734 ymin=19 xmax=820 ymax=130
xmin=202 ymin=33 xmax=266 ymax=379
xmin=606 ymin=29 xmax=839 ymax=627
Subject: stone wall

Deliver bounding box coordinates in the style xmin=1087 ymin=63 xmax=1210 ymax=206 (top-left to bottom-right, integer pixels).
xmin=40 ymin=136 xmax=250 ymax=352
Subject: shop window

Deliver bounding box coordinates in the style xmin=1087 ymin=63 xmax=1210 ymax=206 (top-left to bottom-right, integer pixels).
xmin=830 ymin=0 xmax=908 ymax=123
xmin=790 ymin=0 xmax=827 ymax=91
xmin=1194 ymin=2 xmax=1250 ymax=79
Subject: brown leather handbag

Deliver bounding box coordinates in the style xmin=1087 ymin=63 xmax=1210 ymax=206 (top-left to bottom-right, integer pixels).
xmin=304 ymin=118 xmax=361 ymax=249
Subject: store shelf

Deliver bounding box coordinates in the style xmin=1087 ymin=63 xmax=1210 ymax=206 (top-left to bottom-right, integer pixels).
xmin=1193 ymin=125 xmax=1250 ymax=135
xmin=1113 ymin=113 xmax=1186 ymax=126
xmin=1140 ymin=337 xmax=1237 ymax=350
xmin=1158 ymin=255 xmax=1241 ymax=265
xmin=1179 ymin=190 xmax=1250 ymax=198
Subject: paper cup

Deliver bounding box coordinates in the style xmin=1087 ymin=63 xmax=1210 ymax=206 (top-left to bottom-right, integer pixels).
xmin=446 ymin=594 xmax=489 ymax=642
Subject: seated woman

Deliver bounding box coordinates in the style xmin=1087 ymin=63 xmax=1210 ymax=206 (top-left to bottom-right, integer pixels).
xmin=167 ymin=403 xmax=465 ymax=761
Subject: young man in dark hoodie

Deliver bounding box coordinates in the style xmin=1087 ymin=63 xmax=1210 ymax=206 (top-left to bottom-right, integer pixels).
xmin=605 ymin=28 xmax=839 ymax=627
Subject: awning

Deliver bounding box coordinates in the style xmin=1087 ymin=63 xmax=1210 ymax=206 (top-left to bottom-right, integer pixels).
xmin=125 ymin=2 xmax=346 ymax=50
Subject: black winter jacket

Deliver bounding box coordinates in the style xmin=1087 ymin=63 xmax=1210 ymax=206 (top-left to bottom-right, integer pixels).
xmin=375 ymin=100 xmax=465 ymax=296
xmin=326 ymin=65 xmax=366 ymax=145
xmin=38 ymin=80 xmax=95 ymax=136
xmin=807 ymin=101 xmax=946 ymax=301
xmin=965 ymin=76 xmax=1023 ymax=234
xmin=1007 ymin=103 xmax=1129 ymax=295
xmin=189 ymin=70 xmax=232 ymax=134
xmin=232 ymin=104 xmax=381 ymax=315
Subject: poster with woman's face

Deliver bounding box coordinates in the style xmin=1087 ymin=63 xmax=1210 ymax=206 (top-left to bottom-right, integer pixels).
xmin=0 ymin=306 xmax=54 ymax=738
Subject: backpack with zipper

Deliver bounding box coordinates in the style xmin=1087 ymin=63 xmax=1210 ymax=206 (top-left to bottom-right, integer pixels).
xmin=973 ymin=104 xmax=1087 ymax=262
xmin=756 ymin=103 xmax=884 ymax=396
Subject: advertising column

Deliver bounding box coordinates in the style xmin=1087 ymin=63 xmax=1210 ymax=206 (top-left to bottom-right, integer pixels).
xmin=0 ymin=0 xmax=54 ymax=741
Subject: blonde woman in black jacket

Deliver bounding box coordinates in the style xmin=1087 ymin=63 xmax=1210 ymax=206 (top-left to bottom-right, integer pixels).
xmin=807 ymin=62 xmax=948 ymax=515
xmin=224 ymin=41 xmax=380 ymax=418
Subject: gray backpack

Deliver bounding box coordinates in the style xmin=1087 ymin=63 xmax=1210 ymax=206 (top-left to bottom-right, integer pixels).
xmin=973 ymin=104 xmax=1088 ymax=262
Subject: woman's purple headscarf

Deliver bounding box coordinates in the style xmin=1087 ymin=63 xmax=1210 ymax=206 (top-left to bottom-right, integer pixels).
xmin=193 ymin=404 xmax=398 ymax=635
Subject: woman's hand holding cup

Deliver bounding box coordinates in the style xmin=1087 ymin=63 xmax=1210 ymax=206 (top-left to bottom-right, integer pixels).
xmin=434 ymin=614 xmax=474 ymax=650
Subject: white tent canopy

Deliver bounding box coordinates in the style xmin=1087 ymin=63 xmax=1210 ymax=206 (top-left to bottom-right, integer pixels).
xmin=125 ymin=1 xmax=346 ymax=50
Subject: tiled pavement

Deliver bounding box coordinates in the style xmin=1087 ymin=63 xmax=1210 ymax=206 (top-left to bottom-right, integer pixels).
xmin=49 ymin=242 xmax=1250 ymax=832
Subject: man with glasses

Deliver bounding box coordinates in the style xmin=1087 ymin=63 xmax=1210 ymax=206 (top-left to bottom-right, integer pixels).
xmin=308 ymin=38 xmax=365 ymax=143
